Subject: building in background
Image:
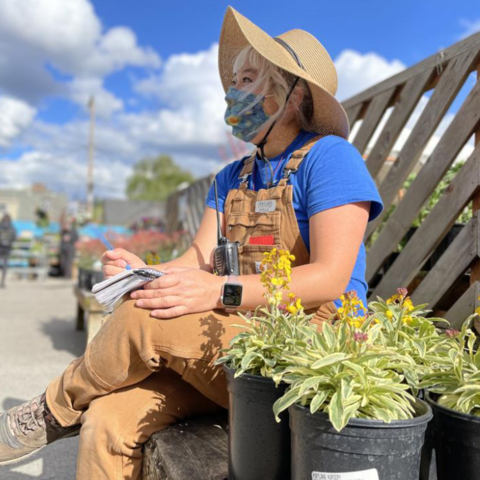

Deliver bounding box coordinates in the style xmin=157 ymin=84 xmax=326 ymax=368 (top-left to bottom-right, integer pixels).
xmin=102 ymin=199 xmax=166 ymax=229
xmin=0 ymin=183 xmax=67 ymax=224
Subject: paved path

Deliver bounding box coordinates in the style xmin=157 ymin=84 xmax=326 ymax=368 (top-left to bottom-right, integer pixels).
xmin=0 ymin=278 xmax=84 ymax=479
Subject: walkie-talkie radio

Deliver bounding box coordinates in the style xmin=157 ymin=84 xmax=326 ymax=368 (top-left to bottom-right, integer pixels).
xmin=212 ymin=178 xmax=240 ymax=276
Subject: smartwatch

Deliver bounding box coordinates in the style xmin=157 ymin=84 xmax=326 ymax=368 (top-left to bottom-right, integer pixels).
xmin=221 ymin=275 xmax=243 ymax=309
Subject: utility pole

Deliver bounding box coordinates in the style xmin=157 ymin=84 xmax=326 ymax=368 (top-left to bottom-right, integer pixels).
xmin=87 ymin=96 xmax=95 ymax=219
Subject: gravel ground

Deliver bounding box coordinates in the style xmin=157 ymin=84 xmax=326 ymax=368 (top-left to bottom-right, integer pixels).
xmin=0 ymin=277 xmax=84 ymax=479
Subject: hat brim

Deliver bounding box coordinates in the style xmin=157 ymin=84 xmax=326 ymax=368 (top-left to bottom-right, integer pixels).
xmin=218 ymin=7 xmax=350 ymax=140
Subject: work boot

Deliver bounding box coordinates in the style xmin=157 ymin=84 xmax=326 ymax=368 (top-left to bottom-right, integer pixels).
xmin=0 ymin=393 xmax=80 ymax=465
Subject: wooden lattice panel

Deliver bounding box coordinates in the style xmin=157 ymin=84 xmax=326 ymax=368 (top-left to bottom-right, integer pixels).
xmin=342 ymin=31 xmax=480 ymax=320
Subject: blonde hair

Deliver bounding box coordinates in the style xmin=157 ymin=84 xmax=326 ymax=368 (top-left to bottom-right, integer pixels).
xmin=232 ymin=46 xmax=315 ymax=134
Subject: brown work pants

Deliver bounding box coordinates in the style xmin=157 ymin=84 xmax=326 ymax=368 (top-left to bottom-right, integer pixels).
xmin=46 ymin=298 xmax=336 ymax=479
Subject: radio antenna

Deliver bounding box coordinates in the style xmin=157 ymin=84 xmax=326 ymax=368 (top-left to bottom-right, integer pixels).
xmin=214 ymin=178 xmax=222 ymax=245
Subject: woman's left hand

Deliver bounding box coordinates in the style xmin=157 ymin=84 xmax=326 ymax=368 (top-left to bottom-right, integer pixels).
xmin=130 ymin=266 xmax=226 ymax=318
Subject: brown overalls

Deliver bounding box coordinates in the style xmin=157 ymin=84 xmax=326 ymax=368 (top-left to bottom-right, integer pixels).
xmin=45 ymin=135 xmax=337 ymax=480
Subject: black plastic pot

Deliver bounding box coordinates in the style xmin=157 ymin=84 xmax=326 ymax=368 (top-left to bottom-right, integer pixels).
xmin=427 ymin=393 xmax=480 ymax=480
xmin=289 ymin=398 xmax=432 ymax=480
xmin=78 ymin=268 xmax=103 ymax=291
xmin=224 ymin=365 xmax=290 ymax=480
xmin=77 ymin=268 xmax=90 ymax=290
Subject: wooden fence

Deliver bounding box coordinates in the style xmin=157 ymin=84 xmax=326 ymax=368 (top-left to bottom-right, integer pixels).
xmin=344 ymin=30 xmax=480 ymax=326
xmin=165 ymin=176 xmax=214 ymax=250
xmin=166 ymin=30 xmax=480 ymax=327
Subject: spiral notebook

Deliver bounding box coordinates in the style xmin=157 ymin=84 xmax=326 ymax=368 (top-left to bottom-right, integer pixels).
xmin=92 ymin=268 xmax=164 ymax=311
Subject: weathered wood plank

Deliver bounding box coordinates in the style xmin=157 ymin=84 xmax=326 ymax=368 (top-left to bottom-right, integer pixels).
xmin=346 ymin=103 xmax=364 ymax=127
xmin=410 ymin=216 xmax=478 ymax=307
xmin=366 ymin=48 xmax=480 ymax=242
xmin=74 ymin=285 xmax=108 ymax=344
xmin=469 ymin=59 xmax=480 ymax=286
xmin=366 ymin=75 xmax=480 ymax=285
xmin=352 ymin=87 xmax=397 ymax=155
xmin=142 ymin=413 xmax=228 ymax=480
xmin=370 ymin=146 xmax=480 ymax=298
xmin=342 ymin=30 xmax=480 ymax=108
xmin=444 ymin=281 xmax=480 ymax=329
xmin=366 ymin=69 xmax=434 ymax=180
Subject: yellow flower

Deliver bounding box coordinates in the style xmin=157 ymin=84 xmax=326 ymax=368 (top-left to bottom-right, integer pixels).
xmin=286 ymin=305 xmax=298 ymax=314
xmin=403 ymin=298 xmax=414 ymax=312
xmin=386 ymin=310 xmax=393 ymax=320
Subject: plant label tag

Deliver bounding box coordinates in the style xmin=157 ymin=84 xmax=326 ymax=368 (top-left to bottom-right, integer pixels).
xmin=255 ymin=200 xmax=276 ymax=213
xmin=312 ymin=469 xmax=379 ymax=480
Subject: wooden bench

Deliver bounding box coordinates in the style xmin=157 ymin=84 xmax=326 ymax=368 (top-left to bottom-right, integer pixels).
xmin=74 ymin=285 xmax=108 ymax=343
xmin=142 ymin=411 xmax=229 ymax=480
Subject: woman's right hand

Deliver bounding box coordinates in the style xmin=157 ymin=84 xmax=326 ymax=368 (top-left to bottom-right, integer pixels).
xmin=101 ymin=248 xmax=146 ymax=278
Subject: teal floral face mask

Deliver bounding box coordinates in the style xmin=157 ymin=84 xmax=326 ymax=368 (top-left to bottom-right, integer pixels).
xmin=224 ymin=87 xmax=271 ymax=142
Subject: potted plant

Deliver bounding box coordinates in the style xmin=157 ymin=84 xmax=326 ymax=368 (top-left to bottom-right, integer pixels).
xmin=419 ymin=314 xmax=480 ymax=480
xmin=76 ymin=239 xmax=105 ymax=290
xmin=215 ymin=248 xmax=316 ymax=480
xmin=272 ymin=289 xmax=434 ymax=480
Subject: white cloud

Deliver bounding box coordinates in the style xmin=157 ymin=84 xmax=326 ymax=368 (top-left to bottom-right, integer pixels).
xmin=458 ymin=19 xmax=480 ymax=40
xmin=134 ymin=43 xmax=228 ymax=145
xmin=0 ymin=0 xmax=160 ymax=105
xmin=69 ymin=77 xmax=124 ymax=118
xmin=335 ymin=49 xmax=406 ymax=102
xmin=0 ymin=96 xmax=36 ymax=148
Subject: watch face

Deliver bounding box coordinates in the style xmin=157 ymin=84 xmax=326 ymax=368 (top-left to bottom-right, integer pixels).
xmin=223 ymin=283 xmax=243 ymax=307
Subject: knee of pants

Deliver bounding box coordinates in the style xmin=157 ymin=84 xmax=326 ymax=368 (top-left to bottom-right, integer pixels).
xmin=88 ymin=298 xmax=162 ymax=376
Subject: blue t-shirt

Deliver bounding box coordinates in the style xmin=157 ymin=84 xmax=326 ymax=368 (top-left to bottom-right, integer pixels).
xmin=205 ymin=130 xmax=384 ymax=311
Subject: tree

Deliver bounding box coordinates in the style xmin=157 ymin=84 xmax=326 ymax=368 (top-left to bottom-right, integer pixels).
xmin=126 ymin=155 xmax=194 ymax=202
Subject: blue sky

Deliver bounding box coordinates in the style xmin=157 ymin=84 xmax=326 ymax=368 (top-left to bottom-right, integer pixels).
xmin=0 ymin=0 xmax=478 ymax=199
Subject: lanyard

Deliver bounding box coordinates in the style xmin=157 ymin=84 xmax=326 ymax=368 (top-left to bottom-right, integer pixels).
xmin=251 ymin=155 xmax=286 ymax=191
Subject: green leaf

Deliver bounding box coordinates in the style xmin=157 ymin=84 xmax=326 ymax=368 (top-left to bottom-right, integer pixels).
xmin=328 ymin=388 xmax=346 ymax=432
xmin=311 ymin=353 xmax=350 ymax=370
xmin=322 ymin=322 xmax=336 ymax=350
xmin=298 ymin=376 xmax=326 ymax=396
xmin=273 ymin=385 xmax=302 ymax=422
xmin=310 ymin=390 xmax=329 ymax=414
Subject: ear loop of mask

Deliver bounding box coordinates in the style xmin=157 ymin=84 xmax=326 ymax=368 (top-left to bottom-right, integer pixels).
xmin=256 ymin=76 xmax=300 ymax=188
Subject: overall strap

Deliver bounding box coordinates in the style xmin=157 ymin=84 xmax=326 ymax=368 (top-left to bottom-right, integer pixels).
xmin=237 ymin=152 xmax=256 ymax=190
xmin=277 ymin=135 xmax=324 ymax=186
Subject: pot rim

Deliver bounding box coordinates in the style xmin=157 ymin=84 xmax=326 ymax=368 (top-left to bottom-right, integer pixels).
xmin=425 ymin=391 xmax=480 ymax=423
xmin=290 ymin=397 xmax=433 ymax=429
xmin=223 ymin=364 xmax=277 ymax=384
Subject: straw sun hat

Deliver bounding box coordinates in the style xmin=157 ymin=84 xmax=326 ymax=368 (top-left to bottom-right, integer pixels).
xmin=218 ymin=6 xmax=350 ymax=140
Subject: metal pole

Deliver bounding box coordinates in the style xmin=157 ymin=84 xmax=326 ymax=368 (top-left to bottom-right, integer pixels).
xmin=87 ymin=96 xmax=96 ymax=218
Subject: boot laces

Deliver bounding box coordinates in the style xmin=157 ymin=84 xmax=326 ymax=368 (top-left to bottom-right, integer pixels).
xmin=8 ymin=394 xmax=61 ymax=437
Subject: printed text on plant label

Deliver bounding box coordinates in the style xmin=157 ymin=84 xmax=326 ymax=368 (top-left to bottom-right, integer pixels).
xmin=312 ymin=469 xmax=379 ymax=480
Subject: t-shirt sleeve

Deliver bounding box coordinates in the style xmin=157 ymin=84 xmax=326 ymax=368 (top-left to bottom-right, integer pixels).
xmin=304 ymin=138 xmax=384 ymax=222
xmin=205 ymin=161 xmax=239 ymax=213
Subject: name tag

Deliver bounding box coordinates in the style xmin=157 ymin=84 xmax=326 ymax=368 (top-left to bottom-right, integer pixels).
xmin=255 ymin=200 xmax=276 ymax=213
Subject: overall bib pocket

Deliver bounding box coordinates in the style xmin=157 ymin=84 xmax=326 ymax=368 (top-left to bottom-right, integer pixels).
xmin=226 ymin=211 xmax=281 ymax=246
xmin=226 ymin=212 xmax=281 ymax=275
